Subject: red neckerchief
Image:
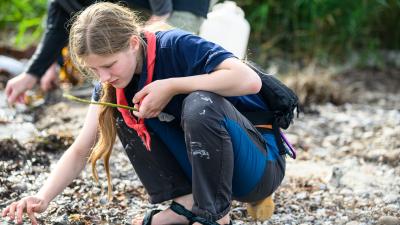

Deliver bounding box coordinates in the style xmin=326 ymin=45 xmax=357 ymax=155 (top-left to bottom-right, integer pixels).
xmin=115 ymin=31 xmax=156 ymax=151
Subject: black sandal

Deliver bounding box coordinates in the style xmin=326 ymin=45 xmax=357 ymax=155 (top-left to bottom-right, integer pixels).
xmin=141 ymin=209 xmax=161 ymax=225
xmin=140 ymin=207 xmax=188 ymax=225
xmin=170 ymin=201 xmax=233 ymax=225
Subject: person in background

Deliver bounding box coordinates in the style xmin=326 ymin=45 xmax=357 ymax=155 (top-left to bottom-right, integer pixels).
xmin=2 ymin=3 xmax=285 ymax=225
xmin=5 ymin=0 xmax=210 ymax=105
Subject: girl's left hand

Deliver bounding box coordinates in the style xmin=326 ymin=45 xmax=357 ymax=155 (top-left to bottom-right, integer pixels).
xmin=131 ymin=79 xmax=176 ymax=118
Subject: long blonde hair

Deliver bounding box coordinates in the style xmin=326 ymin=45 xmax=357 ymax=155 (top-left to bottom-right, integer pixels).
xmin=69 ymin=2 xmax=143 ymax=200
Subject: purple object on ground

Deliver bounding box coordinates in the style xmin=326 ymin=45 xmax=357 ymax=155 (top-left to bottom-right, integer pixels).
xmin=280 ymin=131 xmax=297 ymax=159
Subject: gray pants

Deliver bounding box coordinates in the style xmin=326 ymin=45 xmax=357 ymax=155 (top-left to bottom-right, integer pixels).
xmin=167 ymin=11 xmax=204 ymax=34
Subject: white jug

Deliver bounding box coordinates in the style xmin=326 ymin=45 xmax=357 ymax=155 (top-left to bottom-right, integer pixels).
xmin=200 ymin=1 xmax=250 ymax=59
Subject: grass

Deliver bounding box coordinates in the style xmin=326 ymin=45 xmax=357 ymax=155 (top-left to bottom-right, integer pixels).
xmin=239 ymin=0 xmax=400 ymax=65
xmin=63 ymin=94 xmax=138 ymax=111
xmin=0 ymin=0 xmax=47 ymax=48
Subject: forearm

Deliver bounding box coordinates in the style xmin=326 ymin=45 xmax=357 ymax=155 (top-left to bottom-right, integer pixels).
xmin=35 ymin=145 xmax=87 ymax=204
xmin=171 ymin=59 xmax=261 ymax=96
xmin=35 ymin=105 xmax=99 ymax=204
xmin=26 ymin=32 xmax=67 ymax=78
xmin=25 ymin=0 xmax=70 ymax=78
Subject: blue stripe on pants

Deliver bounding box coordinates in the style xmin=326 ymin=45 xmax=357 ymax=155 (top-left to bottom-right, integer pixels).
xmin=223 ymin=118 xmax=266 ymax=197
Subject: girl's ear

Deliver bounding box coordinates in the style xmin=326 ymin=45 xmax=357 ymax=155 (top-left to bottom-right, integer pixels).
xmin=129 ymin=36 xmax=140 ymax=52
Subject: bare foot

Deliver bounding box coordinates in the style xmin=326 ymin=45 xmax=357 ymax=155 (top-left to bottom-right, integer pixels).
xmin=131 ymin=194 xmax=193 ymax=225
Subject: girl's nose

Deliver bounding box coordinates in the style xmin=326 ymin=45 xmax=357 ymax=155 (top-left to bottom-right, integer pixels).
xmin=98 ymin=69 xmax=111 ymax=83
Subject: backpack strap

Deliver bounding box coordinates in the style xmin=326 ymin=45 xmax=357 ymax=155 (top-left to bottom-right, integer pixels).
xmin=242 ymin=111 xmax=296 ymax=158
xmin=115 ymin=31 xmax=156 ymax=151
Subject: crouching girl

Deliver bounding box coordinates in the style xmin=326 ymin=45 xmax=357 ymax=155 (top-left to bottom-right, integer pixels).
xmin=2 ymin=2 xmax=285 ymax=225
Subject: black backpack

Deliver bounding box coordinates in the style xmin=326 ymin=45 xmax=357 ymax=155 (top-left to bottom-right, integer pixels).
xmin=243 ymin=61 xmax=299 ymax=158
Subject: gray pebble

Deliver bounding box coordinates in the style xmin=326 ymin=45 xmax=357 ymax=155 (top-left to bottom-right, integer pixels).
xmin=378 ymin=216 xmax=400 ymax=225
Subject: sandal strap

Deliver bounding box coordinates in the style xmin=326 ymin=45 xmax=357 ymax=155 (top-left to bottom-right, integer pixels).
xmin=142 ymin=209 xmax=161 ymax=225
xmin=189 ymin=221 xmax=232 ymax=225
xmin=170 ymin=201 xmax=223 ymax=225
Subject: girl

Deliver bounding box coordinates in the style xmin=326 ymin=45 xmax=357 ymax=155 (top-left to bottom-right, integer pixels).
xmin=2 ymin=2 xmax=285 ymax=225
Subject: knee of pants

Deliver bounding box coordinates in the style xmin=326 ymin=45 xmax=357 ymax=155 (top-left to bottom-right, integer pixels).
xmin=181 ymin=91 xmax=224 ymax=129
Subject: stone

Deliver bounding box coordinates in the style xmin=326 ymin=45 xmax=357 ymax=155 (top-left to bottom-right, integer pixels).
xmin=345 ymin=221 xmax=359 ymax=225
xmin=377 ymin=216 xmax=400 ymax=225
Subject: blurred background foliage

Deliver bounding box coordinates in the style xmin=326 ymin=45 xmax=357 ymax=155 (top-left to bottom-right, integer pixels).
xmin=239 ymin=0 xmax=400 ymax=65
xmin=0 ymin=0 xmax=399 ymax=65
xmin=0 ymin=0 xmax=47 ymax=48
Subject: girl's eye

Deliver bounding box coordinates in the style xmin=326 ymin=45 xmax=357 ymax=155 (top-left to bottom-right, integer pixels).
xmin=103 ymin=62 xmax=115 ymax=69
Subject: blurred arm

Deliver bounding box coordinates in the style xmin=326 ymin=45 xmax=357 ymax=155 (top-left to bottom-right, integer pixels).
xmin=25 ymin=0 xmax=71 ymax=78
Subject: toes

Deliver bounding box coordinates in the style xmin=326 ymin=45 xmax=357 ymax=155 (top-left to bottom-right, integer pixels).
xmin=131 ymin=217 xmax=143 ymax=225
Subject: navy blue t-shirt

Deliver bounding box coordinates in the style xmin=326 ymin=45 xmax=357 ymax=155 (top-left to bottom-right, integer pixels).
xmin=92 ymin=29 xmax=267 ymax=119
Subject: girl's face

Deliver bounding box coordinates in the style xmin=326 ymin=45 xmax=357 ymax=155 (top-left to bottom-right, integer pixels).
xmin=84 ymin=36 xmax=142 ymax=89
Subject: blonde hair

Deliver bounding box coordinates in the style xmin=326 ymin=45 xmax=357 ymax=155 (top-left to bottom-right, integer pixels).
xmin=69 ymin=2 xmax=143 ymax=200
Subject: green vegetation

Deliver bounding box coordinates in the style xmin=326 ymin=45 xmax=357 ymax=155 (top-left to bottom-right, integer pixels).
xmin=1 ymin=0 xmax=399 ymax=64
xmin=239 ymin=0 xmax=400 ymax=64
xmin=63 ymin=94 xmax=138 ymax=111
xmin=0 ymin=0 xmax=47 ymax=48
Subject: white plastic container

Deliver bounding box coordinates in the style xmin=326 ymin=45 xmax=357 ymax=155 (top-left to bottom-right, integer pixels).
xmin=200 ymin=1 xmax=250 ymax=59
xmin=0 ymin=55 xmax=25 ymax=76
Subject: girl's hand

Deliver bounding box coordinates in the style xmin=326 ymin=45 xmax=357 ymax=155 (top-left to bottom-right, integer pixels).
xmin=2 ymin=195 xmax=49 ymax=225
xmin=132 ymin=79 xmax=176 ymax=118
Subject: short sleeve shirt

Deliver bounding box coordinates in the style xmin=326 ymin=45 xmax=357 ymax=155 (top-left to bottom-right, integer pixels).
xmin=92 ymin=29 xmax=267 ymax=119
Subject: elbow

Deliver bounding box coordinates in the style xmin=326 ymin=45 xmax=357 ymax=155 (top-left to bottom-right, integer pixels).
xmin=246 ymin=71 xmax=262 ymax=94
xmin=253 ymin=75 xmax=262 ymax=93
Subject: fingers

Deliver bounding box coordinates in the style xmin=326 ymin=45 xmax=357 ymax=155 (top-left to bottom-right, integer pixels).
xmin=28 ymin=213 xmax=38 ymax=225
xmin=41 ymin=63 xmax=58 ymax=92
xmin=41 ymin=78 xmax=58 ymax=92
xmin=2 ymin=200 xmax=32 ymax=224
xmin=18 ymin=95 xmax=25 ymax=104
xmin=7 ymin=202 xmax=17 ymax=220
xmin=2 ymin=204 xmax=10 ymax=217
xmin=27 ymin=205 xmax=38 ymax=225
xmin=131 ymin=103 xmax=159 ymax=119
xmin=5 ymin=82 xmax=12 ymax=98
xmin=7 ymin=88 xmax=19 ymax=105
xmin=131 ymin=106 xmax=144 ymax=118
xmin=132 ymin=87 xmax=148 ymax=104
xmin=40 ymin=81 xmax=50 ymax=92
xmin=132 ymin=88 xmax=147 ymax=118
xmin=16 ymin=201 xmax=26 ymax=224
xmin=131 ymin=108 xmax=159 ymax=119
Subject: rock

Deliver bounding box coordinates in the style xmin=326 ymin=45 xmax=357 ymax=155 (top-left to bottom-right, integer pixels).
xmin=383 ymin=194 xmax=399 ymax=204
xmin=383 ymin=150 xmax=400 ymax=166
xmin=296 ymin=192 xmax=308 ymax=200
xmin=377 ymin=216 xmax=400 ymax=225
xmin=384 ymin=204 xmax=400 ymax=213
xmin=350 ymin=141 xmax=364 ymax=151
xmin=99 ymin=196 xmax=108 ymax=205
xmin=329 ymin=166 xmax=344 ymax=188
xmin=53 ymin=214 xmax=68 ymax=225
xmin=345 ymin=221 xmax=359 ymax=225
xmin=11 ymin=183 xmax=27 ymax=192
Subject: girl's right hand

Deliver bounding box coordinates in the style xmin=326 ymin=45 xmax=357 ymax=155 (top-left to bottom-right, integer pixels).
xmin=2 ymin=195 xmax=49 ymax=225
